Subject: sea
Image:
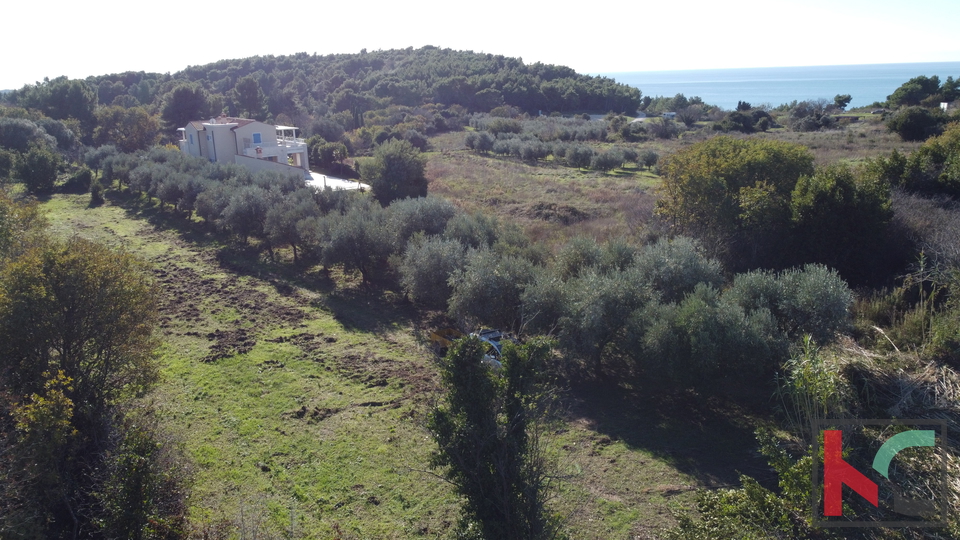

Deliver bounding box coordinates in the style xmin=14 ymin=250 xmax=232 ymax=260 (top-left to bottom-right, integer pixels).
xmin=600 ymin=62 xmax=960 ymax=111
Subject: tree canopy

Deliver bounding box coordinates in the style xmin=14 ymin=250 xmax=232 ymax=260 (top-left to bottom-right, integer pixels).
xmin=361 ymin=138 xmax=428 ymax=205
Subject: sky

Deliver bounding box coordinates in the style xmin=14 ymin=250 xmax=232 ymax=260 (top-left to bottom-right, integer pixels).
xmin=4 ymin=0 xmax=959 ymax=90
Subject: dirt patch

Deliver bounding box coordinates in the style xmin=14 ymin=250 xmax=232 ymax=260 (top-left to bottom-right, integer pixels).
xmin=337 ymin=350 xmax=438 ymax=403
xmin=285 ymin=405 xmax=343 ymax=423
xmin=202 ymin=328 xmax=257 ymax=362
xmin=510 ymin=202 xmax=593 ymax=225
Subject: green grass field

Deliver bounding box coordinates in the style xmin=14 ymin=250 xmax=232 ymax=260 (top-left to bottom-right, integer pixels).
xmin=40 ymin=191 xmax=780 ymax=539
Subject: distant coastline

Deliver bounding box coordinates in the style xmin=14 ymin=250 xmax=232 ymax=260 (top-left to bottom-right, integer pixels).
xmin=599 ymin=61 xmax=960 ymax=111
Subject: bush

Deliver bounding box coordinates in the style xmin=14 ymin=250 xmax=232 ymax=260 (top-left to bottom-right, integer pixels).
xmin=632 ymin=237 xmax=723 ymax=304
xmin=640 ymin=149 xmax=659 ymax=170
xmin=774 ymin=337 xmax=851 ymax=438
xmin=0 ymin=148 xmax=14 ymax=180
xmin=554 ymin=236 xmax=602 ymax=280
xmin=564 ymin=145 xmax=594 ymax=169
xmin=559 ymin=268 xmax=652 ymax=376
xmin=62 ymin=167 xmax=93 ymax=193
xmin=322 ymin=200 xmax=393 ymax=283
xmin=360 ymin=138 xmax=427 ymax=205
xmin=387 ymin=196 xmax=459 ymax=247
xmin=486 ymin=118 xmax=522 ymax=136
xmin=398 ymin=236 xmax=467 ymax=308
xmin=448 ymin=249 xmax=536 ymax=330
xmin=789 ymin=163 xmax=894 ymax=283
xmin=629 ymin=284 xmax=787 ymax=391
xmin=0 ymin=118 xmax=56 ymax=153
xmin=90 ymin=179 xmax=104 ymax=205
xmin=655 ymin=136 xmax=815 ymax=269
xmin=886 ymin=106 xmax=945 ymax=141
xmin=590 ymin=150 xmax=622 ymax=172
xmin=14 ymin=143 xmax=60 ymax=194
xmin=777 ymin=264 xmax=853 ymax=343
xmin=429 ymin=337 xmax=561 ymax=540
xmin=444 ymin=212 xmax=499 ymax=249
xmin=726 ymin=264 xmax=853 ymax=344
xmin=94 ymin=411 xmax=192 ymax=539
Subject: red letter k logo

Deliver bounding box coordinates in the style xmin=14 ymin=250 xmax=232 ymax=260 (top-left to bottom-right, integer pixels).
xmin=824 ymin=430 xmax=879 ymax=516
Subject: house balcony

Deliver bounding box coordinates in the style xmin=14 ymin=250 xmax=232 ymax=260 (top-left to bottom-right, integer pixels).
xmin=276 ymin=135 xmax=307 ymax=147
xmin=242 ymin=142 xmax=308 ymax=167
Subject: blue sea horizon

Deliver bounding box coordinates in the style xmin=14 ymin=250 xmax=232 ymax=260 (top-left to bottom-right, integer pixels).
xmin=598 ymin=61 xmax=960 ymax=111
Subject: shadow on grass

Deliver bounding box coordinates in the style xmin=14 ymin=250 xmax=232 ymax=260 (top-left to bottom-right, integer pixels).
xmin=322 ymin=285 xmax=418 ymax=335
xmin=104 ymin=187 xmax=341 ymax=296
xmin=105 ymin=189 xmax=221 ymax=247
xmin=567 ymin=377 xmax=777 ymax=490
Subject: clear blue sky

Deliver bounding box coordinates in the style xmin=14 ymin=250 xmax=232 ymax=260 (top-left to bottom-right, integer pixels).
xmin=4 ymin=0 xmax=959 ymax=90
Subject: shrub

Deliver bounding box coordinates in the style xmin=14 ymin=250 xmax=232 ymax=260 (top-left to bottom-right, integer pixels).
xmin=774 ymin=337 xmax=851 ymax=439
xmin=387 ymin=196 xmax=459 ymax=247
xmin=94 ymin=411 xmax=192 ymax=539
xmin=444 ymin=212 xmax=499 ymax=249
xmin=429 ymin=337 xmax=561 ymax=540
xmin=448 ymin=249 xmax=536 ymax=330
xmin=559 ymin=268 xmax=652 ymax=376
xmin=398 ymin=236 xmax=467 ymax=308
xmin=727 ymin=264 xmax=854 ymax=344
xmin=777 ymin=264 xmax=854 ymax=343
xmin=62 ymin=167 xmax=93 ymax=193
xmin=590 ymin=150 xmax=622 ymax=172
xmin=788 ymin=163 xmax=893 ymax=283
xmin=90 ymin=179 xmax=104 ymax=205
xmin=629 ymin=284 xmax=787 ymax=391
xmin=14 ymin=143 xmax=60 ymax=194
xmin=564 ymin=145 xmax=594 ymax=169
xmin=486 ymin=118 xmax=522 ymax=136
xmin=640 ymin=149 xmax=659 ymax=170
xmin=360 ymin=138 xmax=427 ymax=205
xmin=886 ymin=106 xmax=945 ymax=141
xmin=632 ymin=237 xmax=723 ymax=304
xmin=322 ymin=200 xmax=393 ymax=283
xmin=554 ymin=236 xmax=602 ymax=280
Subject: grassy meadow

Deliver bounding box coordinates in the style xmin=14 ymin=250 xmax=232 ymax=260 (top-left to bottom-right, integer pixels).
xmin=39 ymin=190 xmax=770 ymax=539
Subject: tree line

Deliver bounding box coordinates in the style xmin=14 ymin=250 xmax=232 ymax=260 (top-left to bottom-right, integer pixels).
xmin=0 ymin=193 xmax=190 ymax=538
xmin=1 ymin=48 xmax=643 ymax=152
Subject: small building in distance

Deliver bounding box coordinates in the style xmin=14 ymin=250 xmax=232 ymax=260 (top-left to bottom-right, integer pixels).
xmin=178 ymin=116 xmax=310 ymax=178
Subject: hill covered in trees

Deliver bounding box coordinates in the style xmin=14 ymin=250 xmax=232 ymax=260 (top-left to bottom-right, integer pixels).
xmin=3 ymin=47 xmax=642 ymax=144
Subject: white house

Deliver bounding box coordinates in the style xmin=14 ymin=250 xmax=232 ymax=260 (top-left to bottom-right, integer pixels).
xmin=178 ymin=116 xmax=310 ymax=178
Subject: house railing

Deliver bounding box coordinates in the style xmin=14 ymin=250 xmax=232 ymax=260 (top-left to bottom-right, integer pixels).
xmin=277 ymin=136 xmax=306 ymax=146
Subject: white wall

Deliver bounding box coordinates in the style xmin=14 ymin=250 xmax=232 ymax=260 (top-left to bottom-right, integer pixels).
xmin=234 ymin=121 xmax=278 ymax=154
xmin=234 ymin=154 xmax=310 ymax=179
xmin=205 ymin=123 xmax=237 ymax=164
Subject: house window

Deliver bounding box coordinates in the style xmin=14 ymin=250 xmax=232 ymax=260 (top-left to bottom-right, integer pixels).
xmin=189 ymin=134 xmax=194 ymax=145
xmin=252 ymin=133 xmax=262 ymax=144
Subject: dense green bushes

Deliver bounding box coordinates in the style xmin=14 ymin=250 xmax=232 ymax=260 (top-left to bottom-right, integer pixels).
xmin=886 ymin=106 xmax=947 ymax=141
xmin=656 ymin=136 xmax=896 ymax=283
xmin=0 ymin=197 xmax=189 ymax=539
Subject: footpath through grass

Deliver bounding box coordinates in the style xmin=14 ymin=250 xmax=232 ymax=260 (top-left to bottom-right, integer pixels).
xmin=40 ymin=191 xmax=768 ymax=539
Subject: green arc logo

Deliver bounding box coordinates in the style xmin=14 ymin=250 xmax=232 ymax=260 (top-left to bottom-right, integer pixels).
xmin=871 ymin=430 xmax=935 ymax=479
